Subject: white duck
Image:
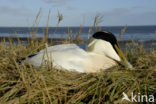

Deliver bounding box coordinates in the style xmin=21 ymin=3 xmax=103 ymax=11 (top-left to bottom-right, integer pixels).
xmin=24 ymin=31 xmax=132 ymax=73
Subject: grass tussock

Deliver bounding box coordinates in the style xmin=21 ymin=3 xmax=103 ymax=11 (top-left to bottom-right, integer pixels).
xmin=0 ymin=34 xmax=156 ymax=104
xmin=0 ymin=12 xmax=156 ymax=104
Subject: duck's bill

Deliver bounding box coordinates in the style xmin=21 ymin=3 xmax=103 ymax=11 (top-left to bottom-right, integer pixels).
xmin=123 ymin=61 xmax=133 ymax=68
xmin=114 ymin=44 xmax=133 ymax=68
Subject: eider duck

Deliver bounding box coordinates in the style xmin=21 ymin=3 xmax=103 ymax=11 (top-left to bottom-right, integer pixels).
xmin=24 ymin=31 xmax=132 ymax=73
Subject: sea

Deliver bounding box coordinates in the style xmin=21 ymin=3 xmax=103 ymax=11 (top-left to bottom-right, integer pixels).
xmin=0 ymin=26 xmax=156 ymax=48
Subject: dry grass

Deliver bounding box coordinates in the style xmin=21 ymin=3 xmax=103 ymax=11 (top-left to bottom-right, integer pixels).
xmin=0 ymin=31 xmax=156 ymax=104
xmin=0 ymin=14 xmax=156 ymax=104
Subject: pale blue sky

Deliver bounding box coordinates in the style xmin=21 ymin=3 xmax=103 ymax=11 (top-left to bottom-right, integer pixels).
xmin=0 ymin=0 xmax=156 ymax=27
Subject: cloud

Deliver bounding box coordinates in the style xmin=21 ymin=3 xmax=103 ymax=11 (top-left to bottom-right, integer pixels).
xmin=66 ymin=6 xmax=76 ymax=10
xmin=82 ymin=7 xmax=156 ymax=26
xmin=85 ymin=8 xmax=131 ymax=23
xmin=131 ymin=6 xmax=146 ymax=9
xmin=0 ymin=6 xmax=33 ymax=16
xmin=103 ymin=8 xmax=131 ymax=17
xmin=0 ymin=0 xmax=19 ymax=2
xmin=0 ymin=6 xmax=38 ymax=26
xmin=0 ymin=0 xmax=17 ymax=2
xmin=102 ymin=8 xmax=156 ymax=25
xmin=42 ymin=0 xmax=71 ymax=4
xmin=85 ymin=8 xmax=131 ymax=20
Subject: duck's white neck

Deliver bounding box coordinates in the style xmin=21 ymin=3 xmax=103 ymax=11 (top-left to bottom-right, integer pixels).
xmin=86 ymin=38 xmax=121 ymax=62
xmin=83 ymin=38 xmax=121 ymax=72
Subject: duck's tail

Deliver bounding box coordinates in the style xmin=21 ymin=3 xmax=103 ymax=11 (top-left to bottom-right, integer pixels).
xmin=17 ymin=54 xmax=37 ymax=65
xmin=17 ymin=43 xmax=48 ymax=65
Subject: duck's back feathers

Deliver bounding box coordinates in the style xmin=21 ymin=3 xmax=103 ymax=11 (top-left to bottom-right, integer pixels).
xmin=39 ymin=44 xmax=80 ymax=53
xmin=25 ymin=44 xmax=89 ymax=72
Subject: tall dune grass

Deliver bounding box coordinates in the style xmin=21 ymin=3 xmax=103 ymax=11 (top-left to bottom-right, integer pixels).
xmin=0 ymin=12 xmax=156 ymax=104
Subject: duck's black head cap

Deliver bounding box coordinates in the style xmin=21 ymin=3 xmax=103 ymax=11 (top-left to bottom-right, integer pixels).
xmin=92 ymin=31 xmax=119 ymax=54
xmin=92 ymin=31 xmax=118 ymax=46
